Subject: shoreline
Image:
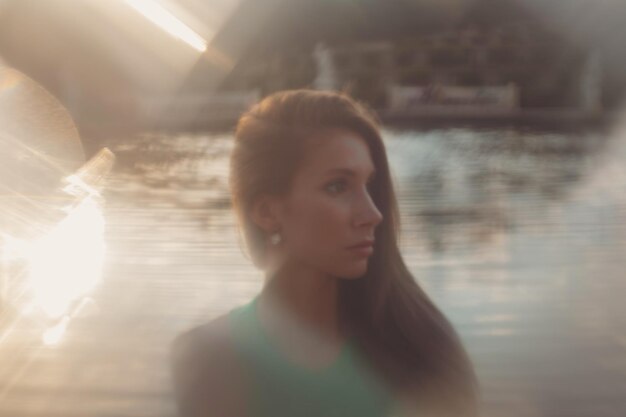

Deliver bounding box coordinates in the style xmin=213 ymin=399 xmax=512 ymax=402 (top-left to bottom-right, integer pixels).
xmin=376 ymin=108 xmax=615 ymax=129
xmin=80 ymin=108 xmax=621 ymax=147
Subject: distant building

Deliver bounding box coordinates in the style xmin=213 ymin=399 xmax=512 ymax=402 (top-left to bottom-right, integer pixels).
xmin=222 ymin=14 xmax=599 ymax=112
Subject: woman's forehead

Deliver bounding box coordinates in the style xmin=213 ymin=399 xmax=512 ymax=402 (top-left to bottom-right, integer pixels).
xmin=301 ymin=129 xmax=374 ymax=174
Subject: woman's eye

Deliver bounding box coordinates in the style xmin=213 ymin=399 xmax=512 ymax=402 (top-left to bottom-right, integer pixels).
xmin=326 ymin=178 xmax=374 ymax=195
xmin=326 ymin=180 xmax=346 ymax=194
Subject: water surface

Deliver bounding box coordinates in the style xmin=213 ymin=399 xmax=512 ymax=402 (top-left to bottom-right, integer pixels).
xmin=1 ymin=125 xmax=625 ymax=416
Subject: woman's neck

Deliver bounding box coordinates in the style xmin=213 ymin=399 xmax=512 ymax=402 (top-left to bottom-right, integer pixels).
xmin=258 ymin=264 xmax=346 ymax=355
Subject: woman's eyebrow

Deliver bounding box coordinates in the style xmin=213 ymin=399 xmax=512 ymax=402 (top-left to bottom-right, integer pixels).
xmin=324 ymin=167 xmax=377 ymax=178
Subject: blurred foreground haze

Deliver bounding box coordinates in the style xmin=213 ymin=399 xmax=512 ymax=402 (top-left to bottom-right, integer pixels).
xmin=1 ymin=1 xmax=626 ymax=416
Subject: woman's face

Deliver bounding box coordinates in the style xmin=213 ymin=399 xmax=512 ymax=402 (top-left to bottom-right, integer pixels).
xmin=274 ymin=128 xmax=383 ymax=279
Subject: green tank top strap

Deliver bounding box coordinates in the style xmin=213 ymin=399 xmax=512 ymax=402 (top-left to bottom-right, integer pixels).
xmin=229 ymin=295 xmax=351 ymax=375
xmin=227 ymin=295 xmax=398 ymax=417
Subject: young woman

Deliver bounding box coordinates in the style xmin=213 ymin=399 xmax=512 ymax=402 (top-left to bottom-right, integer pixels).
xmin=171 ymin=90 xmax=481 ymax=417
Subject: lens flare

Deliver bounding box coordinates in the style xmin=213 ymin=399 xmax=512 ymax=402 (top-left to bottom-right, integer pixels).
xmin=26 ymin=197 xmax=106 ymax=319
xmin=123 ymin=0 xmax=208 ymax=52
xmin=42 ymin=316 xmax=69 ymax=346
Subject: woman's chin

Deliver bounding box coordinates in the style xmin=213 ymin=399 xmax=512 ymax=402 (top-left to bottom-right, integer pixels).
xmin=336 ymin=262 xmax=369 ymax=279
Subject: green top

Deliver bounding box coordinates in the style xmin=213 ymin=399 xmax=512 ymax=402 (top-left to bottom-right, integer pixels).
xmin=228 ymin=295 xmax=396 ymax=417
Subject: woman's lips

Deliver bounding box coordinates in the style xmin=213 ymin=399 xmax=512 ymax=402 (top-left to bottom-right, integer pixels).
xmin=348 ymin=244 xmax=374 ymax=257
xmin=347 ymin=239 xmax=374 ymax=248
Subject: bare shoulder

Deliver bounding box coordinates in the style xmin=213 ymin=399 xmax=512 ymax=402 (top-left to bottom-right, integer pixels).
xmin=170 ymin=313 xmax=250 ymax=417
xmin=171 ymin=313 xmax=234 ymax=363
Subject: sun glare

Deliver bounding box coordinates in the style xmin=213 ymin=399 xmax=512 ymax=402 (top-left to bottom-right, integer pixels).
xmin=42 ymin=316 xmax=69 ymax=346
xmin=123 ymin=0 xmax=208 ymax=52
xmin=26 ymin=197 xmax=106 ymax=319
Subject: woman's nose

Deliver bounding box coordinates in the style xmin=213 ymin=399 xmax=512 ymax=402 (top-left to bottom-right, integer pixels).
xmin=355 ymin=190 xmax=383 ymax=227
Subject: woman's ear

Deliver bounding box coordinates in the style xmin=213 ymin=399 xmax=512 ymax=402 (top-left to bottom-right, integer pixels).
xmin=249 ymin=195 xmax=281 ymax=233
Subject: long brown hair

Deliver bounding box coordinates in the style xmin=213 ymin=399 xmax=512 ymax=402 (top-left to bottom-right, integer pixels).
xmin=229 ymin=89 xmax=480 ymax=416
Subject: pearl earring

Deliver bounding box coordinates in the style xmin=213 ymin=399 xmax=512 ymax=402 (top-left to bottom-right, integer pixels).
xmin=269 ymin=232 xmax=282 ymax=245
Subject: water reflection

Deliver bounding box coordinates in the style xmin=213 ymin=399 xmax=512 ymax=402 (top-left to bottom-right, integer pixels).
xmin=2 ymin=125 xmax=626 ymax=416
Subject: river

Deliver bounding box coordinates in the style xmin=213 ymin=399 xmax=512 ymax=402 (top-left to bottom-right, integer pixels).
xmin=1 ymin=124 xmax=625 ymax=416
